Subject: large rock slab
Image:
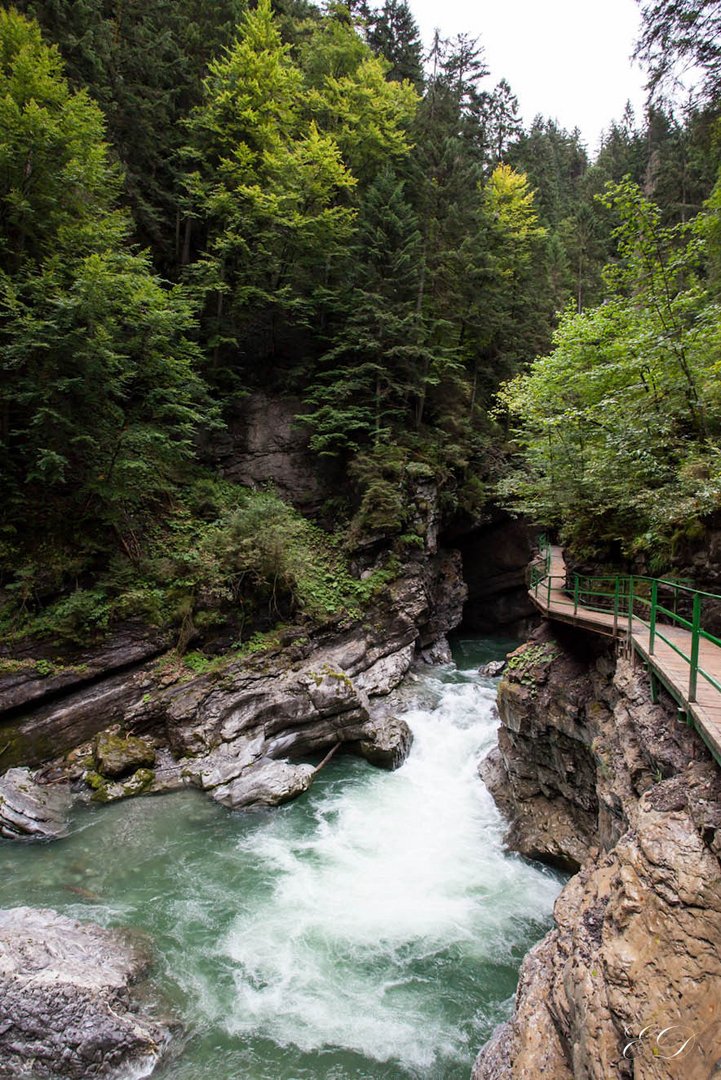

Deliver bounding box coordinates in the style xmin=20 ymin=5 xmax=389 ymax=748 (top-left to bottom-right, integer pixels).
xmin=0 ymin=907 xmax=171 ymax=1079
xmin=0 ymin=624 xmax=169 ymax=719
xmin=126 ymin=559 xmax=462 ymax=810
xmin=212 ymin=759 xmax=316 ymax=809
xmin=0 ymin=768 xmax=72 ymax=840
xmin=2 ymin=550 xmax=466 ymax=821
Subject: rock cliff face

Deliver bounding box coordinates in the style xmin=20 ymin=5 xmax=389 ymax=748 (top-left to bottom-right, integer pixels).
xmin=475 ymin=625 xmax=721 ymax=1080
xmin=0 ymin=551 xmax=466 ymax=826
xmin=210 ymin=392 xmax=341 ymax=513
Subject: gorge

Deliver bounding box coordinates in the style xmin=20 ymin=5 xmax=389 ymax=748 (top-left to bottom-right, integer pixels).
xmin=3 ymin=0 xmax=721 ymax=1076
xmin=5 ymin=515 xmax=721 ymax=1079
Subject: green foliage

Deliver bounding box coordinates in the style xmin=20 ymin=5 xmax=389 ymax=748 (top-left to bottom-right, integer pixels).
xmin=0 ymin=10 xmax=216 ymax=606
xmin=15 ymin=0 xmax=248 ymax=265
xmin=0 ymin=477 xmax=396 ymax=645
xmin=497 ymin=179 xmax=721 ymax=560
xmin=506 ymin=643 xmax=560 ymax=691
xmin=303 ymin=168 xmax=445 ymax=453
xmin=10 ymin=0 xmax=721 ymax=660
xmin=635 ymin=0 xmax=721 ymax=104
xmin=182 ymin=0 xmax=359 ymax=384
xmin=365 ymin=0 xmax=423 ymax=87
xmin=0 ymin=8 xmax=124 ymax=271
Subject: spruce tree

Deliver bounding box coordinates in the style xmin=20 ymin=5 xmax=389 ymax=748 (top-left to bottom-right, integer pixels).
xmin=0 ymin=10 xmax=212 ymax=565
xmin=366 ymin=0 xmax=423 ymax=87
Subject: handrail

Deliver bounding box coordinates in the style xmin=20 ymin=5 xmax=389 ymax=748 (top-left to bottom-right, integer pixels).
xmin=528 ymin=545 xmax=721 ymax=706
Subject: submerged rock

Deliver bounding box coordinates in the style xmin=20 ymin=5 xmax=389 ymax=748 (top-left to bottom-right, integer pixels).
xmin=0 ymin=906 xmax=171 ymax=1079
xmin=0 ymin=768 xmax=72 ymax=840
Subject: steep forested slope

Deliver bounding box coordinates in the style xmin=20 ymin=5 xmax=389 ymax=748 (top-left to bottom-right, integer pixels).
xmin=2 ymin=0 xmax=720 ymax=655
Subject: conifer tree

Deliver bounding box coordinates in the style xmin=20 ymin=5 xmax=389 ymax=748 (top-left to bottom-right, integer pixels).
xmin=366 ymin=0 xmax=423 ymax=87
xmin=0 ymin=10 xmax=212 ymax=558
xmin=15 ymin=0 xmax=247 ymax=268
xmin=303 ymin=169 xmax=433 ymax=452
xmin=182 ymin=0 xmax=357 ymax=386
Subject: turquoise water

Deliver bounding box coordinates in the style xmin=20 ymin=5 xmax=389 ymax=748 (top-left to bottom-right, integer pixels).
xmin=0 ymin=637 xmax=561 ymax=1079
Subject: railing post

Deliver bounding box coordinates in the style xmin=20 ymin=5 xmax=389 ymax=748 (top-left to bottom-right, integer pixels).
xmin=547 ymin=567 xmax=551 ymax=610
xmin=628 ymin=576 xmax=635 ymax=638
xmin=649 ymin=579 xmax=658 ymax=656
xmin=613 ymin=576 xmax=619 ymax=636
xmin=689 ymin=592 xmax=701 ymax=703
xmin=573 ymin=576 xmax=579 ymax=614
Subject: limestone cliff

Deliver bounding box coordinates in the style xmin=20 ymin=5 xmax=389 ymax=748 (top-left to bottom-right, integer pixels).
xmin=475 ymin=625 xmax=721 ymax=1080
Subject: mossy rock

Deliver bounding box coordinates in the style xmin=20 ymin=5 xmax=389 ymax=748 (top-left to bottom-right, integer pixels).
xmin=94 ymin=732 xmax=156 ymax=779
xmin=85 ymin=770 xmax=111 ymax=803
xmin=121 ymin=768 xmax=155 ymax=797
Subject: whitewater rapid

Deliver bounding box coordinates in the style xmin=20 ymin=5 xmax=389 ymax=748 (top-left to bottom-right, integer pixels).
xmin=208 ymin=662 xmax=561 ymax=1073
xmin=0 ymin=645 xmax=562 ymax=1080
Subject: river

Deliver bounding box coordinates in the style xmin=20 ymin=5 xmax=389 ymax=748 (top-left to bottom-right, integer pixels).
xmin=0 ymin=637 xmax=562 ymax=1079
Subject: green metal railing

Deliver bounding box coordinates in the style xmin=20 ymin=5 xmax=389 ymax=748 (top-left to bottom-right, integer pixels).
xmin=528 ymin=544 xmax=721 ymax=707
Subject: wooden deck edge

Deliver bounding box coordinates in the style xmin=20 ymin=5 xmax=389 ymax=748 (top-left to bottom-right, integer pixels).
xmin=529 ymin=580 xmax=721 ymax=767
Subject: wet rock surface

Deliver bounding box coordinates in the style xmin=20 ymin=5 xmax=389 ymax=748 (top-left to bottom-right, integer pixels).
xmin=0 ymin=768 xmax=71 ymax=840
xmin=475 ymin=627 xmax=721 ymax=1080
xmin=0 ymin=906 xmax=170 ymax=1079
xmin=478 ymin=660 xmax=506 ymax=678
xmin=352 ymin=714 xmax=414 ymax=769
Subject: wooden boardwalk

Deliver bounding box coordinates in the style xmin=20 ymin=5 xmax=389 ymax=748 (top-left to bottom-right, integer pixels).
xmin=529 ymin=545 xmax=721 ymax=764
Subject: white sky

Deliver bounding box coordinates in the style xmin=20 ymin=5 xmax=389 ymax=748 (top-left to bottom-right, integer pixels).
xmin=408 ymin=0 xmax=648 ymax=155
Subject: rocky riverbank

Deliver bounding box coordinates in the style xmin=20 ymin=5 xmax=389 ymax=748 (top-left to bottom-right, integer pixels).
xmin=0 ymin=549 xmax=466 ymax=836
xmin=0 ymin=544 xmax=467 ymax=1076
xmin=474 ymin=624 xmax=721 ymax=1079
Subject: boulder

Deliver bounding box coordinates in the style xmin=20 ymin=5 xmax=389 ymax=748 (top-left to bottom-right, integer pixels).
xmin=211 ymin=759 xmax=316 ymax=809
xmin=354 ymin=715 xmax=413 ymax=770
xmin=479 ymin=659 xmax=506 ymax=678
xmin=94 ymin=731 xmax=156 ymax=779
xmin=0 ymin=907 xmax=171 ymax=1078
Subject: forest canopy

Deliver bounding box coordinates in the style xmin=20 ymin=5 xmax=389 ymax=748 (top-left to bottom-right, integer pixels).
xmin=2 ymin=0 xmax=721 ymax=647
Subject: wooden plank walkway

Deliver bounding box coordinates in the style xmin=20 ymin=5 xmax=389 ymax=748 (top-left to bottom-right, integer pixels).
xmin=529 ymin=546 xmax=721 ymax=764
